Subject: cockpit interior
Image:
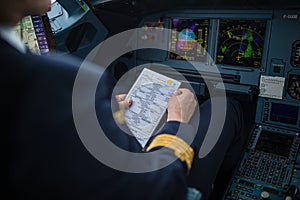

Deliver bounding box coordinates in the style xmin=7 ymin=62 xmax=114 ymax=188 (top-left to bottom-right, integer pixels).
xmin=19 ymin=0 xmax=300 ymax=199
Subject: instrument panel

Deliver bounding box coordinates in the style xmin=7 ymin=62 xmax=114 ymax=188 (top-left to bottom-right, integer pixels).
xmin=136 ymin=9 xmax=300 ymax=100
xmin=135 ymin=9 xmax=300 ymax=200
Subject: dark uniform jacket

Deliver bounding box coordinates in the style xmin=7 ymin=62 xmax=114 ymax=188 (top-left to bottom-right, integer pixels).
xmin=0 ymin=37 xmax=195 ymax=200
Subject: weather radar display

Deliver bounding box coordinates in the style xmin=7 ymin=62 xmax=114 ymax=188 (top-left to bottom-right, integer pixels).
xmin=216 ymin=19 xmax=267 ymax=68
xmin=169 ymin=18 xmax=209 ymax=62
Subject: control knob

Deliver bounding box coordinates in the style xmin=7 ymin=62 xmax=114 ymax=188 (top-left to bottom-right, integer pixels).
xmin=261 ymin=191 xmax=271 ymax=200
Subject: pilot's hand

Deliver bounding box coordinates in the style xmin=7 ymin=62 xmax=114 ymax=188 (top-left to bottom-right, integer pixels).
xmin=113 ymin=94 xmax=132 ymax=124
xmin=167 ymin=88 xmax=197 ymax=124
xmin=115 ymin=94 xmax=132 ymax=110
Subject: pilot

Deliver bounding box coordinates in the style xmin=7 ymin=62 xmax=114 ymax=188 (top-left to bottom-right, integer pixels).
xmin=0 ymin=0 xmax=245 ymax=199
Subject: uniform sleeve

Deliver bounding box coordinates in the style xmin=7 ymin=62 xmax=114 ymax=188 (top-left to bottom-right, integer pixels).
xmin=94 ymin=70 xmax=197 ymax=200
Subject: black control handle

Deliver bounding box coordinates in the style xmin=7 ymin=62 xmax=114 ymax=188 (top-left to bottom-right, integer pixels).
xmin=285 ymin=185 xmax=300 ymax=200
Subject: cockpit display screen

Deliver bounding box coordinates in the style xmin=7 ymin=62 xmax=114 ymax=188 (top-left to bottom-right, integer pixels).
xmin=216 ymin=19 xmax=267 ymax=68
xmin=15 ymin=15 xmax=51 ymax=55
xmin=270 ymin=102 xmax=299 ymax=125
xmin=255 ymin=130 xmax=293 ymax=157
xmin=169 ymin=18 xmax=209 ymax=62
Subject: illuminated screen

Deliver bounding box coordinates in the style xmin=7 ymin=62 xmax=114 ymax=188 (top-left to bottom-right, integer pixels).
xmin=270 ymin=102 xmax=299 ymax=125
xmin=15 ymin=15 xmax=52 ymax=55
xmin=291 ymin=41 xmax=300 ymax=67
xmin=255 ymin=130 xmax=293 ymax=157
xmin=169 ymin=18 xmax=209 ymax=62
xmin=216 ymin=19 xmax=267 ymax=68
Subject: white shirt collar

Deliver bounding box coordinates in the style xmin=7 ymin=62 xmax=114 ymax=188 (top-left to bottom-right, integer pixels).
xmin=0 ymin=25 xmax=27 ymax=54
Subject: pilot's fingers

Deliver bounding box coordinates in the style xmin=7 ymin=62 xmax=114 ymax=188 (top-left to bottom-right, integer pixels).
xmin=175 ymin=88 xmax=194 ymax=95
xmin=118 ymin=99 xmax=133 ymax=109
xmin=174 ymin=90 xmax=183 ymax=96
xmin=115 ymin=94 xmax=127 ymax=102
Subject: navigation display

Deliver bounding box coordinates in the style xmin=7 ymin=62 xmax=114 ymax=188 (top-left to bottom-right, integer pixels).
xmin=216 ymin=19 xmax=267 ymax=68
xmin=169 ymin=18 xmax=209 ymax=62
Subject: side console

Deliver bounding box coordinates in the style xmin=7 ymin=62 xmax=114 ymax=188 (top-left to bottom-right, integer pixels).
xmin=225 ymin=125 xmax=300 ymax=199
